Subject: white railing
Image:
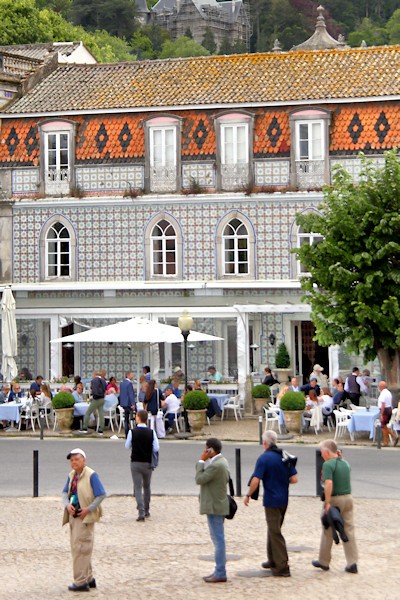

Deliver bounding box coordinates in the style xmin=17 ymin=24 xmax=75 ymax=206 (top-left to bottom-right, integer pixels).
xmin=150 ymin=165 xmax=176 ymax=193
xmin=295 ymin=160 xmax=325 ymax=188
xmin=221 ymin=163 xmax=249 ymax=190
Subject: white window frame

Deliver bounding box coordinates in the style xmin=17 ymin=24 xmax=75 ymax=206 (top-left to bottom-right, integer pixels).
xmin=220 ymin=123 xmax=249 ymax=165
xmin=39 ymin=120 xmax=75 ymax=196
xmin=295 ymin=120 xmax=324 ymax=161
xmin=40 ymin=216 xmax=77 ymax=281
xmin=149 ymin=127 xmax=176 ymax=168
xmin=297 ymin=227 xmax=324 ymax=276
xmin=222 ymin=218 xmax=249 ymax=275
xmin=44 ymin=131 xmax=70 ymax=178
xmin=150 ymin=219 xmax=177 ymax=277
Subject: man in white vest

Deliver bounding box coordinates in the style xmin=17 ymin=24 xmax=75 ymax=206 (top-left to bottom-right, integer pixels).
xmin=62 ymin=448 xmax=106 ymax=592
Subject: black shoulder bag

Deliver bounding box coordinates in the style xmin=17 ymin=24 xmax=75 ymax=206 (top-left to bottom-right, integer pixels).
xmin=226 ymin=476 xmax=238 ymax=520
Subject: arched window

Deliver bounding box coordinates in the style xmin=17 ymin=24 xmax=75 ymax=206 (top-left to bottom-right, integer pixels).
xmin=45 ymin=222 xmax=71 ymax=278
xmin=222 ymin=218 xmax=249 ymax=275
xmin=296 ymin=225 xmax=323 ymax=275
xmin=150 ymin=219 xmax=177 ymax=276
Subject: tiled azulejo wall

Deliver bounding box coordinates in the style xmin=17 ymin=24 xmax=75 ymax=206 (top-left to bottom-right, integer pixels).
xmin=12 ymin=197 xmax=319 ymax=283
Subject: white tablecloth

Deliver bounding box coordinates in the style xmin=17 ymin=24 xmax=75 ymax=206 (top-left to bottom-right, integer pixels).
xmin=0 ymin=400 xmax=25 ymax=424
xmin=207 ymin=394 xmax=231 ymax=410
xmin=347 ymin=407 xmax=379 ymax=439
xmin=74 ymin=396 xmax=118 ymax=417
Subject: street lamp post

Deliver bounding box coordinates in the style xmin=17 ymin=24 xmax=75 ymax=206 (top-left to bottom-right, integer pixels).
xmin=178 ymin=309 xmax=194 ymax=391
xmin=178 ymin=309 xmax=194 ymax=432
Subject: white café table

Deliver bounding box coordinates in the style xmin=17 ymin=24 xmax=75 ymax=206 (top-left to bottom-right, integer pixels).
xmin=347 ymin=406 xmax=379 ymax=440
xmin=0 ymin=399 xmax=27 ymax=425
xmin=74 ymin=395 xmax=118 ymax=417
xmin=207 ymin=393 xmax=231 ymax=411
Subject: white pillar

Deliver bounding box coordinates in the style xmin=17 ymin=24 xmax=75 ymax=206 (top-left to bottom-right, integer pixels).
xmin=328 ymin=344 xmax=340 ymax=380
xmin=236 ymin=310 xmax=249 ymax=400
xmin=150 ymin=316 xmax=160 ymax=381
xmin=50 ymin=316 xmax=62 ymax=380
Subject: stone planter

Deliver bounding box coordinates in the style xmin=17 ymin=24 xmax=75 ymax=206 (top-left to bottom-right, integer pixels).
xmin=275 ymin=368 xmax=293 ymax=384
xmin=253 ymin=397 xmax=268 ymax=415
xmin=187 ymin=409 xmax=207 ymax=434
xmin=283 ymin=410 xmax=303 ymax=434
xmin=54 ymin=407 xmax=74 ymax=433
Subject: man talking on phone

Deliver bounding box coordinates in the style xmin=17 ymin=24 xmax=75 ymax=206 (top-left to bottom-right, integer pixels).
xmin=195 ymin=437 xmax=230 ymax=583
xmin=62 ymin=448 xmax=106 ymax=592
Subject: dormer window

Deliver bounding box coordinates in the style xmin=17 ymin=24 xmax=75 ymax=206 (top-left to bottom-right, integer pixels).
xmin=289 ymin=109 xmax=331 ymax=189
xmin=145 ymin=116 xmax=181 ymax=193
xmin=39 ymin=120 xmax=76 ymax=196
xmin=215 ymin=113 xmax=253 ymax=191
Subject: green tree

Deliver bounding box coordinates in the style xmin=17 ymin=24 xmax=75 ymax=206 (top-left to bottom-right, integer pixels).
xmin=184 ymin=27 xmax=193 ymax=39
xmin=72 ymin=0 xmax=137 ymax=38
xmin=202 ymin=26 xmax=216 ymax=53
xmin=159 ymin=36 xmax=209 ymax=58
xmin=386 ymin=8 xmax=400 ymax=43
xmin=218 ymin=35 xmax=232 ymax=54
xmin=347 ymin=17 xmax=388 ymax=46
xmin=294 ymin=152 xmax=400 ymax=390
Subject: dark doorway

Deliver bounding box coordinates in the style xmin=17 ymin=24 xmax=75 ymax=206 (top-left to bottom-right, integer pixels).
xmin=62 ymin=323 xmax=74 ymax=377
xmin=301 ymin=321 xmax=329 ymax=382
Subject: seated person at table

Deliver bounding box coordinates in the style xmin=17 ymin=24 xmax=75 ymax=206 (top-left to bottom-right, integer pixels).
xmin=276 ymin=384 xmax=290 ymax=408
xmin=333 ymin=381 xmax=349 ymax=408
xmin=207 ymin=366 xmax=223 ymax=383
xmin=30 ymin=375 xmax=43 ymax=399
xmin=143 ymin=365 xmax=151 ymax=382
xmin=72 ymin=382 xmax=86 ymax=403
xmin=163 ymin=377 xmax=182 ymax=399
xmin=263 ymin=367 xmax=279 ymax=386
xmin=193 ymin=379 xmax=203 ymax=391
xmin=107 ymin=376 xmax=120 ymax=395
xmin=305 ymin=388 xmax=319 ymax=409
xmin=162 ymin=387 xmax=181 ymax=433
xmin=0 ymin=384 xmax=11 ymax=403
xmin=173 ymin=366 xmax=185 ymax=380
xmin=37 ymin=383 xmax=52 ymax=407
xmin=9 ymin=382 xmax=23 ymax=402
xmin=300 ymin=376 xmax=321 ymax=397
xmin=320 ymin=387 xmax=334 ymax=424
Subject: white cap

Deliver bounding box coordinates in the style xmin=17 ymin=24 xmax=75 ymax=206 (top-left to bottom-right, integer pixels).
xmin=67 ymin=448 xmax=86 ymax=460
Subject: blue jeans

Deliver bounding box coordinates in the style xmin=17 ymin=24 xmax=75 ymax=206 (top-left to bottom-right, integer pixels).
xmin=207 ymin=514 xmax=226 ymax=577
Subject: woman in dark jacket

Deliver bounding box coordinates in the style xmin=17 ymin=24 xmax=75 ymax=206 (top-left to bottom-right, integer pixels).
xmin=144 ymin=379 xmax=160 ymax=415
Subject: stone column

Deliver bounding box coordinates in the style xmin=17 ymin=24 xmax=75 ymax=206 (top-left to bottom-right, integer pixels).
xmin=0 ymin=200 xmax=13 ymax=283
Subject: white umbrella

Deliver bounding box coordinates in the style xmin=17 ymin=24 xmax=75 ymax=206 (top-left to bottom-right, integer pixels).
xmin=50 ymin=317 xmax=222 ymax=344
xmin=1 ymin=287 xmax=18 ymax=381
xmin=50 ymin=317 xmax=223 ymax=386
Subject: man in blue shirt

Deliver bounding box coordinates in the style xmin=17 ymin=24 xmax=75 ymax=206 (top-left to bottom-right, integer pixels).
xmin=62 ymin=448 xmax=106 ymax=592
xmin=245 ymin=430 xmax=298 ymax=577
xmin=119 ymin=371 xmax=136 ymax=437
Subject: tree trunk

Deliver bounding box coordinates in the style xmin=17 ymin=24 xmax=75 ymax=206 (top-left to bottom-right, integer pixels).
xmin=377 ymin=348 xmax=400 ymax=402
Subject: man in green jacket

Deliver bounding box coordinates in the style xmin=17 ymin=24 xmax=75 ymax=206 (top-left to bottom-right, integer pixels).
xmin=195 ymin=437 xmax=229 ymax=583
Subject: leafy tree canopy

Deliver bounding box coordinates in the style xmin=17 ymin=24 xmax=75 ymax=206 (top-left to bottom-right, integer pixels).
xmin=295 ymin=151 xmax=400 ymax=384
xmin=159 ymin=36 xmax=209 ymax=58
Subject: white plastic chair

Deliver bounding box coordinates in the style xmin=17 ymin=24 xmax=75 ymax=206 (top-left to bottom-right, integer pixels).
xmin=263 ymin=406 xmax=282 ymax=433
xmin=163 ymin=409 xmax=183 ymax=433
xmin=304 ymin=406 xmax=323 ymax=434
xmin=102 ymin=404 xmax=118 ymax=432
xmin=221 ymin=395 xmax=242 ymax=421
xmin=18 ymin=402 xmax=40 ymax=432
xmin=333 ymin=409 xmax=351 ymax=440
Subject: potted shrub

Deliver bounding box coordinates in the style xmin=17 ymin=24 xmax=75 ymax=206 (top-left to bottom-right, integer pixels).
xmin=182 ymin=390 xmax=210 ymax=434
xmin=279 ymin=391 xmax=305 ymax=433
xmin=251 ymin=384 xmax=271 ymax=415
xmin=275 ymin=342 xmax=292 ymax=383
xmin=52 ymin=391 xmax=75 ymax=433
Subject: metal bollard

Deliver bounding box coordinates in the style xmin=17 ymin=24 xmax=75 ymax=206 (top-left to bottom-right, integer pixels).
xmin=33 ymin=450 xmax=39 ymax=497
xmin=39 ymin=410 xmax=45 ymax=440
xmin=259 ymin=415 xmax=263 ymax=445
xmin=376 ymin=422 xmax=382 ymax=450
xmin=235 ymin=447 xmax=242 ymax=497
xmin=315 ymin=449 xmax=324 ymax=498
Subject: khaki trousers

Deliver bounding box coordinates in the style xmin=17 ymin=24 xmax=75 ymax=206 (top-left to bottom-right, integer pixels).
xmin=69 ymin=514 xmax=95 ymax=586
xmin=319 ymin=494 xmax=358 ymax=567
xmin=83 ymin=397 xmax=105 ymax=430
xmin=264 ymin=506 xmax=289 ymax=572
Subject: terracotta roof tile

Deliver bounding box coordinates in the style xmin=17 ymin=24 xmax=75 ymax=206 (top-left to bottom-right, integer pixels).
xmin=3 ymin=46 xmax=400 ymax=116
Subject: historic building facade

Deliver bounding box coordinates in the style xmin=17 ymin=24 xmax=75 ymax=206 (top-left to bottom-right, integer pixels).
xmin=0 ymin=15 xmax=394 ymax=392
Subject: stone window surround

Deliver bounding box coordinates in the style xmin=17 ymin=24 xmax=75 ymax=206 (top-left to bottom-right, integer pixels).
xmin=289 ymin=107 xmax=331 ymax=188
xmin=38 ymin=119 xmax=76 ymax=195
xmin=144 ymin=211 xmax=183 ymax=280
xmin=215 ymin=210 xmax=256 ymax=279
xmin=289 ymin=207 xmax=323 ymax=279
xmin=39 ymin=214 xmax=77 ymax=282
xmin=143 ymin=114 xmax=182 ymax=193
xmin=214 ymin=110 xmax=254 ymax=191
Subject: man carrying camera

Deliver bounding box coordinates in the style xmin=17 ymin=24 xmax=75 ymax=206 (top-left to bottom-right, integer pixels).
xmin=245 ymin=430 xmax=298 ymax=577
xmin=62 ymin=448 xmax=106 ymax=592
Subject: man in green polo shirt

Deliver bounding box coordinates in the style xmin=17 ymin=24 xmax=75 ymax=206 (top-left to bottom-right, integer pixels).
xmin=312 ymin=439 xmax=358 ymax=574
